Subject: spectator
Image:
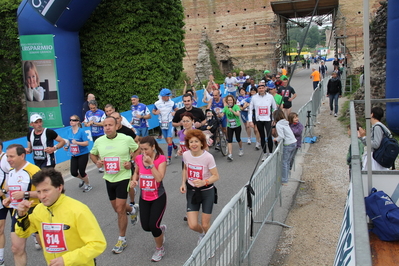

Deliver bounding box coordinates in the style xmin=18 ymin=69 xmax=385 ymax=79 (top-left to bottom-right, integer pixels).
xmin=326 ymin=72 xmax=342 ymax=117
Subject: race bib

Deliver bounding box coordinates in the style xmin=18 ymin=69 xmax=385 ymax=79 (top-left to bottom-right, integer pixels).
xmin=70 ymin=144 xmax=80 ymax=155
xmin=229 ymin=119 xmax=237 ymax=128
xmin=32 ymin=145 xmax=45 ymax=160
xmin=104 ymin=157 xmax=120 ymax=174
xmin=139 ymin=174 xmax=156 ymax=191
xmin=42 ymin=223 xmax=68 ymax=253
xmin=9 ymin=185 xmax=22 ymax=208
xmin=133 ymin=117 xmax=141 ymax=126
xmin=258 ymin=106 xmax=269 ymax=116
xmin=187 ymin=163 xmax=203 ymax=181
xmin=160 ymin=121 xmax=169 ymax=130
xmin=180 ymin=141 xmax=188 ymax=153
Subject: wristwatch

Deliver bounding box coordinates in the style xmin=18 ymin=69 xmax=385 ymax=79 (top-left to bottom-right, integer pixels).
xmin=24 ymin=191 xmax=30 ymax=200
xmin=148 ymin=164 xmax=154 ymax=169
xmin=15 ymin=212 xmax=27 ymax=219
xmin=1 ymin=189 xmax=6 ymax=194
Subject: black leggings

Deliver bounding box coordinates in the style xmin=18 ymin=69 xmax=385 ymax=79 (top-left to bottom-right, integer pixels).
xmin=227 ymin=126 xmax=242 ymax=143
xmin=70 ymin=153 xmax=89 ymax=177
xmin=255 ymin=121 xmax=273 ymax=153
xmin=139 ymin=193 xmax=167 ymax=238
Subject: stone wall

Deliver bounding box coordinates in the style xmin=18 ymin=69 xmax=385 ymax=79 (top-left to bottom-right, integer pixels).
xmin=353 ymin=1 xmax=387 ymax=116
xmin=182 ymin=0 xmax=382 ymax=80
xmin=182 ymin=0 xmax=282 ymax=80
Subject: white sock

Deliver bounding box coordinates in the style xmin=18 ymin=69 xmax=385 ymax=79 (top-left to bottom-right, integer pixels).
xmin=0 ymin=248 xmax=4 ymax=260
xmin=118 ymin=236 xmax=126 ymax=241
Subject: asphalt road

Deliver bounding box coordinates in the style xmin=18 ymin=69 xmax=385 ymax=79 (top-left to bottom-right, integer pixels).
xmin=2 ymin=61 xmax=332 ymax=266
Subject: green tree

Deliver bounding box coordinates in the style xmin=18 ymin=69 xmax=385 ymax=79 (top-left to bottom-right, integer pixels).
xmin=0 ymin=1 xmax=27 ymax=139
xmin=306 ymin=26 xmax=320 ymax=48
xmin=80 ymin=0 xmax=185 ymax=110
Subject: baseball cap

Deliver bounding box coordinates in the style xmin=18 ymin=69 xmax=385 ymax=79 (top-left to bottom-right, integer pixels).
xmin=131 ymin=95 xmax=139 ymax=99
xmin=267 ymin=81 xmax=276 ymax=88
xmin=280 ymin=75 xmax=288 ymax=80
xmin=30 ymin=114 xmax=43 ymax=123
xmin=264 ymin=70 xmax=270 ymax=74
xmin=159 ymin=88 xmax=172 ymax=97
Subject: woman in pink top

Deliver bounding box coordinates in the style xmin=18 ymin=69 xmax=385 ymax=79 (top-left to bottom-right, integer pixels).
xmin=131 ymin=136 xmax=167 ymax=262
xmin=180 ymin=129 xmax=220 ymax=245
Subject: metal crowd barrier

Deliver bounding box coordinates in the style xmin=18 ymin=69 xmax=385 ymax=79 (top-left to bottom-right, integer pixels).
xmin=183 ymin=77 xmax=328 ymax=265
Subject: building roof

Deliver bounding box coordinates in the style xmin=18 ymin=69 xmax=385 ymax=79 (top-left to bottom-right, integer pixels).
xmin=270 ymin=0 xmax=339 ymax=18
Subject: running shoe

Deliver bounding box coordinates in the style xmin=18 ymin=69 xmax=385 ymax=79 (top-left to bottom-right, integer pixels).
xmin=160 ymin=224 xmax=167 ymax=244
xmin=330 ymin=111 xmax=333 ymax=115
xmin=112 ymin=239 xmax=127 ymax=254
xmin=255 ymin=142 xmax=261 ymax=150
xmin=151 ymin=247 xmax=165 ymax=262
xmin=174 ymin=145 xmax=178 ymax=158
xmin=227 ymin=154 xmax=233 ymax=161
xmin=129 ymin=204 xmax=139 ymax=226
xmin=83 ymin=185 xmax=93 ymax=193
xmin=78 ymin=180 xmax=85 ymax=188
xmin=215 ymin=143 xmax=220 ymax=150
xmin=33 ymin=235 xmax=41 ymax=250
xmin=261 ymin=153 xmax=268 ymax=162
xmin=239 ymin=149 xmax=244 ymax=157
xmin=197 ymin=233 xmax=205 ymax=246
xmin=334 ymin=113 xmax=337 ymax=117
xmin=98 ymin=167 xmax=104 ymax=173
xmin=167 ymin=159 xmax=171 ymax=166
xmin=247 ymin=139 xmax=251 ymax=145
xmin=0 ymin=259 xmax=4 ymax=265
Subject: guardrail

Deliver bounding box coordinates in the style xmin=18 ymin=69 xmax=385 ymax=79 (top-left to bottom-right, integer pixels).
xmin=183 ymin=76 xmax=328 ymax=265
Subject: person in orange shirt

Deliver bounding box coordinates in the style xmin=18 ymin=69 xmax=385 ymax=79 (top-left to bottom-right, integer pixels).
xmin=281 ymin=67 xmax=287 ymax=76
xmin=310 ymin=68 xmax=321 ymax=90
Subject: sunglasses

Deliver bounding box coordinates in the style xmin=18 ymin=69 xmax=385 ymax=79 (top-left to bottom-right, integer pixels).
xmin=70 ymin=119 xmax=79 ymax=122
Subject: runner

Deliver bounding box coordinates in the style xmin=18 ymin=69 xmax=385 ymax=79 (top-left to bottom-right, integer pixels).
xmin=109 ymin=112 xmax=140 ymax=226
xmin=63 ymin=115 xmax=92 ymax=192
xmin=222 ymin=95 xmax=243 ymax=161
xmin=14 ymin=168 xmax=106 ymax=266
xmin=237 ymin=87 xmax=251 ymax=144
xmin=224 ymin=72 xmax=238 ymax=97
xmin=172 ymin=93 xmax=205 ymax=130
xmin=183 ymin=80 xmax=198 ymax=107
xmin=130 ymin=136 xmax=167 ymax=262
xmin=207 ymin=89 xmax=226 ymax=137
xmin=248 ymin=85 xmax=278 ymax=161
xmin=0 ymin=141 xmax=11 ymax=265
xmin=180 ymin=129 xmax=219 ymax=245
xmin=153 ymin=88 xmax=178 ymax=165
xmin=242 ymin=87 xmax=260 ymax=146
xmin=90 ymin=116 xmax=139 ymax=254
xmin=104 ymin=104 xmax=134 ymax=131
xmin=130 ymin=95 xmax=151 ymax=137
xmin=2 ymin=144 xmax=40 ymax=266
xmin=26 ymin=114 xmax=66 ymax=169
xmin=84 ymin=100 xmax=106 ymax=173
xmin=177 ymin=112 xmax=196 ymax=168
xmin=277 ymin=77 xmax=297 ymax=118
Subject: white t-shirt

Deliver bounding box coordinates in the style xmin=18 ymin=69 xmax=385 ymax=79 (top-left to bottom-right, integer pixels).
xmin=183 ymin=150 xmax=216 ymax=187
xmin=224 ymin=77 xmax=238 ymax=92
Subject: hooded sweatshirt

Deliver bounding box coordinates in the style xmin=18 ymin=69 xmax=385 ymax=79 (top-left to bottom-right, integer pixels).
xmin=327 ymin=77 xmax=342 ymax=95
xmin=275 ymin=119 xmax=297 ymax=145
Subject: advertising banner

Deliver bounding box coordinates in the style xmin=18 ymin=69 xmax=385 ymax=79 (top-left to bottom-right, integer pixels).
xmin=20 ymin=34 xmax=63 ymax=128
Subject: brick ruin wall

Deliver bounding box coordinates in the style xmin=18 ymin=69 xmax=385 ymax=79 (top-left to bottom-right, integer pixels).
xmin=182 ymin=0 xmax=382 ymax=80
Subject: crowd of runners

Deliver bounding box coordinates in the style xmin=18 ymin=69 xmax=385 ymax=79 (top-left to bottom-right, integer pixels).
xmin=0 ymin=66 xmax=342 ymax=265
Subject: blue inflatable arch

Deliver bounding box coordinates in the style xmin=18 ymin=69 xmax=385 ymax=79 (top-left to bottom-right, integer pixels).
xmin=18 ymin=0 xmax=102 ymax=127
xmin=385 ymin=1 xmax=399 ymax=133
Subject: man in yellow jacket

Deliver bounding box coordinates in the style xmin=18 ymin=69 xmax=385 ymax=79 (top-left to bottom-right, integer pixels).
xmin=14 ymin=168 xmax=106 ymax=266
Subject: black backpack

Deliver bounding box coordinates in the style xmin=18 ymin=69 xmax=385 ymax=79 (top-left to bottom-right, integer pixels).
xmin=372 ymin=125 xmax=399 ymax=168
